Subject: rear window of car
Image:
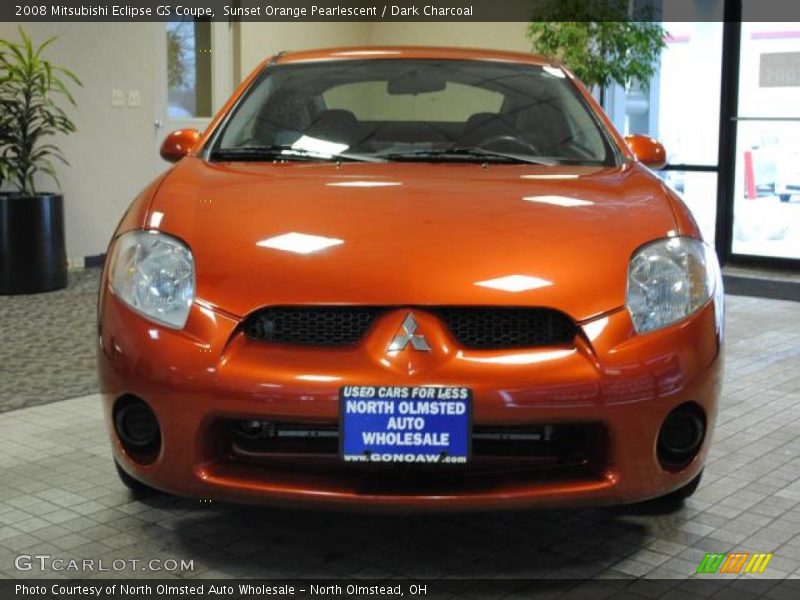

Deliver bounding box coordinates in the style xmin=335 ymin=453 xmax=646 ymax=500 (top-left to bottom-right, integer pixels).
xmin=323 ymin=81 xmax=504 ymax=122
xmin=213 ymin=59 xmax=617 ymax=165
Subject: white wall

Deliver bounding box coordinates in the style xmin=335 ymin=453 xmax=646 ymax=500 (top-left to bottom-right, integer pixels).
xmin=237 ymin=22 xmax=532 ymax=81
xmin=238 ymin=22 xmax=371 ymax=76
xmin=0 ymin=22 xmax=160 ymax=263
xmin=368 ymin=22 xmax=530 ymax=52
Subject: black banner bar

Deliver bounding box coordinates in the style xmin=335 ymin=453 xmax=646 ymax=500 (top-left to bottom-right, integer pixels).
xmin=3 ymin=0 xmax=800 ymax=22
xmin=6 ymin=579 xmax=800 ymax=600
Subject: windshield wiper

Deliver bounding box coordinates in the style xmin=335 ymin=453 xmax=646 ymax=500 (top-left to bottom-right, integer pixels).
xmin=382 ymin=147 xmax=558 ymax=166
xmin=209 ymin=145 xmax=383 ymax=163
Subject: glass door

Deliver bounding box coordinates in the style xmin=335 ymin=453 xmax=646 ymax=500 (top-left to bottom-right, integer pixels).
xmin=653 ymin=20 xmax=724 ymax=246
xmin=153 ymin=19 xmax=233 ymax=169
xmin=730 ymin=22 xmax=800 ymax=261
xmin=601 ymin=6 xmax=725 ymax=246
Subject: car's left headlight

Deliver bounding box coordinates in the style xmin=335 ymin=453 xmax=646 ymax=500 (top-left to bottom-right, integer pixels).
xmin=109 ymin=230 xmax=195 ymax=329
xmin=626 ymin=236 xmax=720 ymax=334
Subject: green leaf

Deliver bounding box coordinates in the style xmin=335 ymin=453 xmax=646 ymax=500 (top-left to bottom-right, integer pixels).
xmin=34 ymin=36 xmax=57 ymax=60
xmin=528 ymin=0 xmax=666 ymax=92
xmin=0 ymin=27 xmax=80 ymax=194
xmin=55 ymin=66 xmax=82 ymax=87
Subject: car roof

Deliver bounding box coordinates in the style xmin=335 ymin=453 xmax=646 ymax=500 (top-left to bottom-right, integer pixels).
xmin=272 ymin=46 xmax=559 ymax=67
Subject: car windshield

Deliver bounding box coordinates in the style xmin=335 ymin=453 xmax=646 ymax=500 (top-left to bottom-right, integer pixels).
xmin=211 ymin=59 xmax=617 ymax=165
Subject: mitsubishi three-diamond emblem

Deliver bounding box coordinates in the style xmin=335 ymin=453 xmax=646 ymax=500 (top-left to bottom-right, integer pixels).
xmin=387 ymin=312 xmax=431 ymax=352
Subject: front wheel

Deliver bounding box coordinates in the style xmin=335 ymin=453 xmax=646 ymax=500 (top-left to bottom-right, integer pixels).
xmin=115 ymin=460 xmax=161 ymax=498
xmin=658 ymin=470 xmax=703 ymax=504
xmin=779 ymin=194 xmax=791 ymax=202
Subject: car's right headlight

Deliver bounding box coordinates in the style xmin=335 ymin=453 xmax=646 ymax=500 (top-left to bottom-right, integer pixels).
xmin=626 ymin=236 xmax=720 ymax=334
xmin=109 ymin=230 xmax=195 ymax=329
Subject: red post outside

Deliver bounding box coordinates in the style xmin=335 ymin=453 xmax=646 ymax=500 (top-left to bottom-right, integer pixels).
xmin=743 ymin=150 xmax=757 ymax=200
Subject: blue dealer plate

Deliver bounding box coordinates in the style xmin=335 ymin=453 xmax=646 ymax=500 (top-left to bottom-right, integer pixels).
xmin=340 ymin=386 xmax=471 ymax=465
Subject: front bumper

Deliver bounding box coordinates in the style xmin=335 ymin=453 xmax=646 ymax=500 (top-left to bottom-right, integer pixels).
xmin=98 ymin=290 xmax=723 ymax=511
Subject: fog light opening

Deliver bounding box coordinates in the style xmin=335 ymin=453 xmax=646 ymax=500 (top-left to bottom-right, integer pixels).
xmin=113 ymin=395 xmax=161 ymax=462
xmin=238 ymin=419 xmax=265 ymax=439
xmin=235 ymin=419 xmax=280 ymax=440
xmin=658 ymin=402 xmax=706 ymax=471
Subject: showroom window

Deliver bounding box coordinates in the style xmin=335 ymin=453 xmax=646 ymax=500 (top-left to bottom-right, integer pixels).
xmin=730 ymin=23 xmax=800 ymax=261
xmin=602 ymin=1 xmax=800 ymax=268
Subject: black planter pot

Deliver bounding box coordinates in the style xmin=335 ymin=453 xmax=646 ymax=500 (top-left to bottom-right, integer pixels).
xmin=0 ymin=193 xmax=67 ymax=294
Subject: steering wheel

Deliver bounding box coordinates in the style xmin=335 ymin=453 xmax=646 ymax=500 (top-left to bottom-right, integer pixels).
xmin=477 ymin=135 xmax=540 ymax=155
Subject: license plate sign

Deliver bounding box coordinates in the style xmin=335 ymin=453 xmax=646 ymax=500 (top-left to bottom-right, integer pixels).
xmin=340 ymin=386 xmax=471 ymax=465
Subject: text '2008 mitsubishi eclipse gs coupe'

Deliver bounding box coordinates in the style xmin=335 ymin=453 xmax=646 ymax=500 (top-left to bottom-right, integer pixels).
xmin=98 ymin=47 xmax=723 ymax=510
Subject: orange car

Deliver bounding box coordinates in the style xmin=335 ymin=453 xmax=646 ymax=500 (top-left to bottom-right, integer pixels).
xmin=98 ymin=47 xmax=723 ymax=510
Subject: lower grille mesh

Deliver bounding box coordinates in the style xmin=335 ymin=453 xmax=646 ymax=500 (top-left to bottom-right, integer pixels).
xmin=220 ymin=420 xmax=608 ymax=492
xmin=243 ymin=306 xmax=576 ymax=349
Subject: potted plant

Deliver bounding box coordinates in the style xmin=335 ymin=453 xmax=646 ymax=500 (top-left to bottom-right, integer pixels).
xmin=528 ymin=0 xmax=666 ymax=103
xmin=0 ymin=28 xmax=81 ymax=294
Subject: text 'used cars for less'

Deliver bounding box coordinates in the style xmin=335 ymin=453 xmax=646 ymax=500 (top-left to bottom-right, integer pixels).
xmin=98 ymin=47 xmax=724 ymax=510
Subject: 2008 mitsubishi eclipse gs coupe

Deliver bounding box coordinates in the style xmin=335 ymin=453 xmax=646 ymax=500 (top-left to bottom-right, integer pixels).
xmin=98 ymin=46 xmax=724 ymax=510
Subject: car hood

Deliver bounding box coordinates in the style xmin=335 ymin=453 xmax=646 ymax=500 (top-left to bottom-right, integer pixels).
xmin=148 ymin=158 xmax=678 ymax=322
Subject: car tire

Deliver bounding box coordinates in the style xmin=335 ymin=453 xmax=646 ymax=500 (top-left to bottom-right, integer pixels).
xmin=779 ymin=194 xmax=791 ymax=202
xmin=657 ymin=470 xmax=703 ymax=505
xmin=115 ymin=461 xmax=160 ymax=498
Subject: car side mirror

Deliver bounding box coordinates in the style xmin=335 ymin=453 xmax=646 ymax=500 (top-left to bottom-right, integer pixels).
xmin=624 ymin=134 xmax=667 ymax=170
xmin=160 ymin=129 xmax=201 ymax=163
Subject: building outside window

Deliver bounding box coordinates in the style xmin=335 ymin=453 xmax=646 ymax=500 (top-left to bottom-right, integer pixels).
xmin=602 ymin=1 xmax=800 ymax=265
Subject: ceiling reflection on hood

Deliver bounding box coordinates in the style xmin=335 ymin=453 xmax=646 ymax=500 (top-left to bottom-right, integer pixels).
xmin=520 ymin=174 xmax=580 ymax=180
xmin=523 ymin=195 xmax=594 ymax=207
xmin=475 ymin=274 xmax=553 ymax=293
xmin=256 ymin=232 xmax=344 ymax=255
xmin=326 ymin=181 xmax=402 ymax=188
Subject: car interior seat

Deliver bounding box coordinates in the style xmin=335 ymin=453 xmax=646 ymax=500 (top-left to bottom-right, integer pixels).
xmin=459 ymin=112 xmax=519 ymax=146
xmin=303 ymin=109 xmax=360 ymax=146
xmin=512 ymin=97 xmax=574 ymax=156
xmin=252 ymin=90 xmax=317 ymax=146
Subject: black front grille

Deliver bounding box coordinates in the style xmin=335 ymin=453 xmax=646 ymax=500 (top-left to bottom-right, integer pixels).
xmin=432 ymin=307 xmax=576 ymax=349
xmin=244 ymin=306 xmax=382 ymax=347
xmin=243 ymin=306 xmax=575 ymax=349
xmin=222 ymin=419 xmax=608 ymax=490
xmin=229 ymin=421 xmax=604 ymax=465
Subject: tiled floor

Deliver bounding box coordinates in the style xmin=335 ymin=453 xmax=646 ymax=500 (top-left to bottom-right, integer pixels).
xmin=0 ymin=295 xmax=799 ymax=587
